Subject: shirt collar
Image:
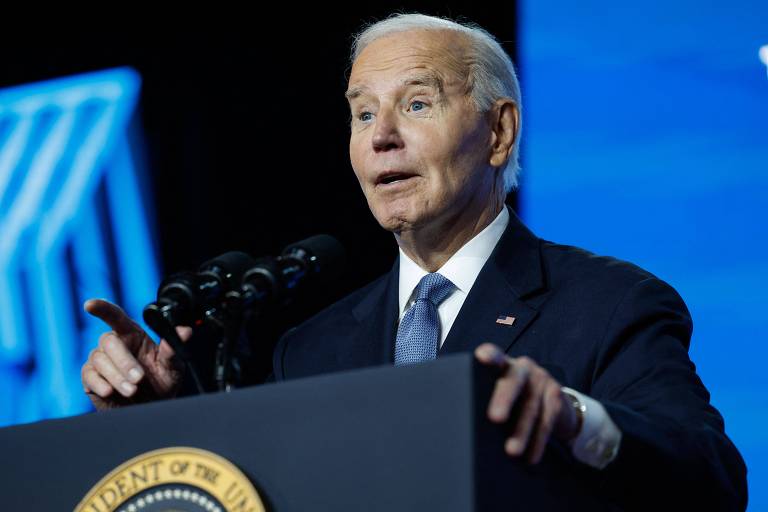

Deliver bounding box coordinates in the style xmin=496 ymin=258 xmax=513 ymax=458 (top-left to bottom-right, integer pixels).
xmin=398 ymin=207 xmax=510 ymax=314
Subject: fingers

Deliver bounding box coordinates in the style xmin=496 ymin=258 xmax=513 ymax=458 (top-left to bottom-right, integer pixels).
xmin=80 ymin=299 xmax=194 ymax=407
xmin=477 ymin=343 xmax=566 ymax=464
xmin=85 ymin=329 xmax=147 ymax=398
xmin=502 ymin=358 xmax=543 ymax=457
xmin=157 ymin=326 xmax=192 ymax=362
xmin=88 ymin=347 xmax=137 ymax=398
xmin=176 ymin=325 xmax=193 ymax=342
xmin=100 ymin=331 xmax=145 ymax=384
xmin=82 ymin=362 xmax=113 ymax=398
xmin=527 ymin=381 xmax=564 ymax=464
xmin=480 ymin=346 xmax=530 ymax=423
xmin=80 ymin=315 xmax=193 ymax=407
xmin=84 ymin=299 xmax=140 ymax=336
xmin=475 ymin=343 xmax=509 ymax=370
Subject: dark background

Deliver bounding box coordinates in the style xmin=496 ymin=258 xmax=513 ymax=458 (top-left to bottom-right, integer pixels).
xmin=1 ymin=4 xmax=518 ymax=383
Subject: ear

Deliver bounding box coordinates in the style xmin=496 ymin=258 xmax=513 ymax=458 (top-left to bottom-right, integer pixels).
xmin=488 ymin=99 xmax=520 ymax=168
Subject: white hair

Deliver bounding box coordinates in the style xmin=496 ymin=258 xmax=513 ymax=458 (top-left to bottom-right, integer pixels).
xmin=351 ymin=13 xmax=522 ymax=192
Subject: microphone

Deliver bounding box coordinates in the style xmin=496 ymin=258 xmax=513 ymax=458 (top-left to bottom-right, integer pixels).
xmin=140 ymin=236 xmax=345 ymax=393
xmin=143 ymin=251 xmax=256 ymax=329
xmin=233 ymin=234 xmax=346 ymax=312
xmin=142 ymin=251 xmax=256 ymax=394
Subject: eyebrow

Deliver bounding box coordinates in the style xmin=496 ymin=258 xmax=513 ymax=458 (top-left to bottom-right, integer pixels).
xmin=344 ymin=71 xmax=446 ymax=102
xmin=403 ymin=72 xmax=445 ymax=96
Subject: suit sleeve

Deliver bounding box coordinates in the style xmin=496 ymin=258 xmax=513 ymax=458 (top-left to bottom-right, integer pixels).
xmin=587 ymin=277 xmax=747 ymax=511
xmin=270 ymin=327 xmax=296 ymax=382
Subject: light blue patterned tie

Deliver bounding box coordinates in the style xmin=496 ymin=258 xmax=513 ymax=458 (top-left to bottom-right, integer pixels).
xmin=394 ymin=272 xmax=455 ymax=366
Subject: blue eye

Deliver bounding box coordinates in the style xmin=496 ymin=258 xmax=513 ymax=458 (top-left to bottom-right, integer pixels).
xmin=410 ymin=101 xmax=426 ymax=112
xmin=359 ymin=112 xmax=373 ymax=122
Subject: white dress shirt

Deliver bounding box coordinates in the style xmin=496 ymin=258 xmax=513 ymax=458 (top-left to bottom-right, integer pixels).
xmin=397 ymin=207 xmax=622 ymax=469
xmin=398 ymin=207 xmax=510 ymax=346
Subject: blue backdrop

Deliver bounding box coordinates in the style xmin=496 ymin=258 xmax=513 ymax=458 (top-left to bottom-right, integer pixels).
xmin=0 ymin=68 xmax=160 ymax=426
xmin=519 ymin=2 xmax=767 ymax=508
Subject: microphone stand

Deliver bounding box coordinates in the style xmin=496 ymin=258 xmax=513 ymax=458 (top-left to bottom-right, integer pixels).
xmin=143 ymin=304 xmax=206 ymax=395
xmin=205 ymin=306 xmax=241 ymax=392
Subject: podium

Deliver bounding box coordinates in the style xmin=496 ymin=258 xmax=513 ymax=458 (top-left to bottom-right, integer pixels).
xmin=0 ymin=354 xmax=610 ymax=510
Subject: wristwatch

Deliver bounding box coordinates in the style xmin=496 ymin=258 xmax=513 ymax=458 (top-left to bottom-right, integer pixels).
xmin=561 ymin=388 xmax=586 ymax=440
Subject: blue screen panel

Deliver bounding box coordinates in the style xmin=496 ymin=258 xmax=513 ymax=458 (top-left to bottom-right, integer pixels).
xmin=0 ymin=68 xmax=160 ymax=426
xmin=519 ymin=2 xmax=767 ymax=508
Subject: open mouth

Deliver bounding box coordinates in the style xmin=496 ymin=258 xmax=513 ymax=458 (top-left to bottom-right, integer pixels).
xmin=376 ymin=172 xmax=418 ymax=186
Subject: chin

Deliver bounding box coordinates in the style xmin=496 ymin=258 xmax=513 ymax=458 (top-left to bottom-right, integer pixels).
xmin=374 ymin=213 xmax=410 ymax=233
xmin=370 ymin=202 xmax=420 ymax=234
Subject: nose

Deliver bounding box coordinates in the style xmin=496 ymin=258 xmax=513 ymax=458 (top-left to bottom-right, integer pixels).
xmin=371 ymin=108 xmax=404 ymax=152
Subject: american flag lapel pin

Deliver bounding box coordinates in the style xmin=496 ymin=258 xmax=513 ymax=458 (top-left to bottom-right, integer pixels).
xmin=496 ymin=315 xmax=516 ymax=326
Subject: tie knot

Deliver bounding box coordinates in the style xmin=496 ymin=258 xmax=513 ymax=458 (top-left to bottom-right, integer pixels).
xmin=414 ymin=272 xmax=454 ymax=306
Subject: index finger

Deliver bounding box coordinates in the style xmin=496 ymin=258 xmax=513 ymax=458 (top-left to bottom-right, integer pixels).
xmin=475 ymin=343 xmax=510 ymax=371
xmin=84 ymin=299 xmax=141 ymax=336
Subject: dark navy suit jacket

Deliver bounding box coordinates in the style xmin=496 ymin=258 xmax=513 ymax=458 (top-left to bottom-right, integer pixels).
xmin=272 ymin=208 xmax=747 ymax=510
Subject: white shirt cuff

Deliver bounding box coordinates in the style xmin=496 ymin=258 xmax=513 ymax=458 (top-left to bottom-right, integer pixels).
xmin=561 ymin=386 xmax=622 ymax=469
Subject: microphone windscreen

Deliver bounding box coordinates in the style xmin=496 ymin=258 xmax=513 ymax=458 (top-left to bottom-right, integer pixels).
xmin=283 ymin=234 xmax=346 ymax=284
xmin=199 ymin=251 xmax=257 ymax=289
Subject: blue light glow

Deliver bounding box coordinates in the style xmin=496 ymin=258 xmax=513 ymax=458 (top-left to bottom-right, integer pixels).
xmin=519 ymin=2 xmax=768 ymax=508
xmin=0 ymin=68 xmax=160 ymax=425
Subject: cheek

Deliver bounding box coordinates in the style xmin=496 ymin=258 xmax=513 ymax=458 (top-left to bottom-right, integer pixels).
xmin=443 ymin=122 xmax=492 ymax=185
xmin=349 ymin=139 xmax=367 ymax=185
xmin=408 ymin=129 xmax=451 ymax=176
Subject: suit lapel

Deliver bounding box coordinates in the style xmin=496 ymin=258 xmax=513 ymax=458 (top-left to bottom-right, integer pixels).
xmin=349 ymin=260 xmax=399 ymax=367
xmin=440 ymin=208 xmax=547 ymax=356
xmin=344 ymin=207 xmax=547 ymax=365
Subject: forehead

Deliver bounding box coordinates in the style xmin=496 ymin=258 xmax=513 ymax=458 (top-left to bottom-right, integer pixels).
xmin=347 ymin=29 xmax=470 ymax=95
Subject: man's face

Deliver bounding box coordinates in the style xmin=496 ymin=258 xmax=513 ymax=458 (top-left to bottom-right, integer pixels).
xmin=346 ymin=30 xmax=497 ymax=234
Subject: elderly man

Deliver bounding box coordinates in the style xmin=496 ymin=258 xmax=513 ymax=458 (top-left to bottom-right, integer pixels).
xmin=81 ymin=14 xmax=747 ymax=510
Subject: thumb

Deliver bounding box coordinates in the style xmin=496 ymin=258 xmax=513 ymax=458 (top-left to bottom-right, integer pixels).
xmin=157 ymin=326 xmax=194 ymax=361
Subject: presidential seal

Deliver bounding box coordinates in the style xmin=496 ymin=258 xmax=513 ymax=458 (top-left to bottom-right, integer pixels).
xmin=75 ymin=447 xmax=266 ymax=512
